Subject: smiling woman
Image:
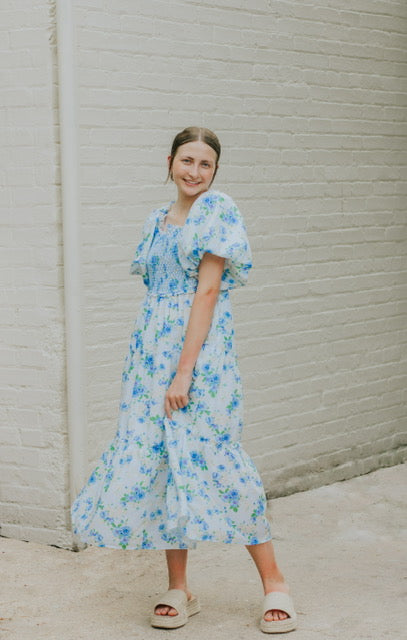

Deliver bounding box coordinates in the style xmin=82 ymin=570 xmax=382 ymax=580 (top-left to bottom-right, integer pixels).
xmin=70 ymin=126 xmax=297 ymax=634
xmin=166 ymin=126 xmax=220 ymax=182
xmin=165 ymin=127 xmax=221 ymax=226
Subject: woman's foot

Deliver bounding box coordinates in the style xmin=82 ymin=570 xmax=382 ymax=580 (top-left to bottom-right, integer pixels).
xmin=154 ymin=587 xmax=193 ymax=617
xmin=263 ymin=579 xmax=290 ymax=622
xmin=245 ymin=541 xmax=292 ymax=623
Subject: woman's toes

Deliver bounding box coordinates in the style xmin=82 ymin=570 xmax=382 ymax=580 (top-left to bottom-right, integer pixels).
xmin=155 ymin=605 xmax=165 ymax=615
xmin=264 ymin=609 xmax=289 ymax=621
xmin=155 ymin=605 xmax=179 ymax=616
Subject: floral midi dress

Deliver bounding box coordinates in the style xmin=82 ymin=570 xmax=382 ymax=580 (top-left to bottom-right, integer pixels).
xmin=70 ymin=190 xmax=272 ymax=550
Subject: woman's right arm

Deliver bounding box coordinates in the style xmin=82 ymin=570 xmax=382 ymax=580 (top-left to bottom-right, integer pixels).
xmin=164 ymin=252 xmax=225 ymax=419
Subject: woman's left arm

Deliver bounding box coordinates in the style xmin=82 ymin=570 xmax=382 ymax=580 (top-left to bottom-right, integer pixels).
xmin=164 ymin=252 xmax=225 ymax=419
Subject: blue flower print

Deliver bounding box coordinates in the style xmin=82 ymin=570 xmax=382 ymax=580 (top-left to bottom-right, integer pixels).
xmin=190 ymin=451 xmax=208 ymax=471
xmin=70 ymin=190 xmax=272 ymax=550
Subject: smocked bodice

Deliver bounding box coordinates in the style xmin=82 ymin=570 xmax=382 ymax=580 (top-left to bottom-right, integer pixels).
xmin=145 ymin=219 xmax=198 ymax=296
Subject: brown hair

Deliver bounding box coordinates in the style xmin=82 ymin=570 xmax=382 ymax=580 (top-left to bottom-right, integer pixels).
xmin=166 ymin=126 xmax=221 ymax=186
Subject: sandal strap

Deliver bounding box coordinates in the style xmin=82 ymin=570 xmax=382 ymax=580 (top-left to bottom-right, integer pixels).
xmin=153 ymin=588 xmax=187 ymax=611
xmin=262 ymin=592 xmax=295 ymax=618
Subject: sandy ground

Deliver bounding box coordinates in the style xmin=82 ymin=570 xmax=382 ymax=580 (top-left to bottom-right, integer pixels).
xmin=1 ymin=463 xmax=406 ymax=640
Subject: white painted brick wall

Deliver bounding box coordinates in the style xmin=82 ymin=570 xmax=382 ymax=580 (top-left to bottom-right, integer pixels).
xmin=1 ymin=0 xmax=406 ymax=548
xmin=1 ymin=0 xmax=71 ymax=547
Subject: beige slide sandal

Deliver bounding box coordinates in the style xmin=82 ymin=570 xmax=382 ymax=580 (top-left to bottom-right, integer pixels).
xmin=150 ymin=588 xmax=201 ymax=629
xmin=259 ymin=591 xmax=297 ymax=633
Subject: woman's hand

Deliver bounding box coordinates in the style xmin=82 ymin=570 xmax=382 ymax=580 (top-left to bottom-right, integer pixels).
xmin=164 ymin=370 xmax=193 ymax=420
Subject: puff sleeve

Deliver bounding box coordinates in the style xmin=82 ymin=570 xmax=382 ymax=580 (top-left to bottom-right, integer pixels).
xmin=178 ymin=190 xmax=252 ymax=290
xmin=129 ymin=208 xmax=159 ymax=285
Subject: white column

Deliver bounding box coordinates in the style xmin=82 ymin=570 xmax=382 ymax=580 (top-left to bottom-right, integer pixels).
xmin=55 ymin=0 xmax=87 ymax=549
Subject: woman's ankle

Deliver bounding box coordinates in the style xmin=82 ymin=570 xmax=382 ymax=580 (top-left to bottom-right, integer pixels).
xmin=168 ymin=581 xmax=188 ymax=591
xmin=263 ymin=575 xmax=289 ymax=595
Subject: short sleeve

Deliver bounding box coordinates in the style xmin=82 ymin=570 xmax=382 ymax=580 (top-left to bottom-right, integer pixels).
xmin=129 ymin=208 xmax=160 ymax=285
xmin=178 ymin=190 xmax=252 ymax=290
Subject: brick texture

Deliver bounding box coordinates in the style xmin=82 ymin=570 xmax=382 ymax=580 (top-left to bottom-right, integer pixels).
xmin=1 ymin=0 xmax=406 ymax=548
xmin=1 ymin=0 xmax=71 ymax=547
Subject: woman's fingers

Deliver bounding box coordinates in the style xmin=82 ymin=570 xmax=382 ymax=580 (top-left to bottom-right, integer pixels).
xmin=175 ymin=394 xmax=188 ymax=408
xmin=164 ymin=396 xmax=172 ymax=420
xmin=164 ymin=393 xmax=189 ymax=419
xmin=170 ymin=395 xmax=188 ymax=410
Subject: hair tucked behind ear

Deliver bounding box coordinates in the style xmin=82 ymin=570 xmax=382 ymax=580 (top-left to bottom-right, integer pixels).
xmin=166 ymin=126 xmax=221 ymax=186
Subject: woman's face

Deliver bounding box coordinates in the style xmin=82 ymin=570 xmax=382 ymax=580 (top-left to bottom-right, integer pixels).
xmin=168 ymin=140 xmax=218 ymax=200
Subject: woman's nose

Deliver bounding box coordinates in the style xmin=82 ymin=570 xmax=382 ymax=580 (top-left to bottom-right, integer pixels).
xmin=187 ymin=163 xmax=199 ymax=177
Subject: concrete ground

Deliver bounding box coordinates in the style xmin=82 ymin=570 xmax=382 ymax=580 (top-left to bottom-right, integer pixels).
xmin=1 ymin=463 xmax=406 ymax=640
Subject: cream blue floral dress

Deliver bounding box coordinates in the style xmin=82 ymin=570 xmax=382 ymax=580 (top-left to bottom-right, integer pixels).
xmin=70 ymin=190 xmax=272 ymax=549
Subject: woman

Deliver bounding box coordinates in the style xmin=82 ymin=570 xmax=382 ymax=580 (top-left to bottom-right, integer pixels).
xmin=70 ymin=126 xmax=297 ymax=633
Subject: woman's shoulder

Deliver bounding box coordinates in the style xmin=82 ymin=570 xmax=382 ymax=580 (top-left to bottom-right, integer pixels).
xmin=195 ymin=189 xmax=237 ymax=207
xmin=183 ymin=190 xmax=248 ymax=239
xmin=178 ymin=189 xmax=252 ymax=290
xmin=189 ymin=190 xmax=242 ymax=221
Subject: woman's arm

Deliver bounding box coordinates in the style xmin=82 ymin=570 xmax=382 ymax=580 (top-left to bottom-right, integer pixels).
xmin=164 ymin=252 xmax=225 ymax=419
